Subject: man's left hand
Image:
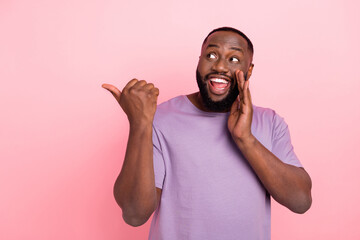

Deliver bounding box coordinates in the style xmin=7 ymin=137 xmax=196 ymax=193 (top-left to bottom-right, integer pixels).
xmin=227 ymin=70 xmax=253 ymax=143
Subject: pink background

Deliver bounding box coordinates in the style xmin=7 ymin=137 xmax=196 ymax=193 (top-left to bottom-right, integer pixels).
xmin=1 ymin=0 xmax=359 ymax=239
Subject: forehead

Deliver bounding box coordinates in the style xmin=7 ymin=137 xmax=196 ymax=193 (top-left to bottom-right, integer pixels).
xmin=203 ymin=31 xmax=249 ymax=52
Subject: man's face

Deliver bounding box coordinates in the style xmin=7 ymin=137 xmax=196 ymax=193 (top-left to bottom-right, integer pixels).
xmin=196 ymin=31 xmax=253 ymax=112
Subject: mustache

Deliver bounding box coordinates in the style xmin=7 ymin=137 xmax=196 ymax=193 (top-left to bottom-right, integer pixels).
xmin=203 ymin=71 xmax=248 ymax=82
xmin=204 ymin=72 xmax=234 ymax=82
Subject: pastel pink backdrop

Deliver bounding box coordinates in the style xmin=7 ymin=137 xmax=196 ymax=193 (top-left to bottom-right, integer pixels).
xmin=1 ymin=0 xmax=359 ymax=239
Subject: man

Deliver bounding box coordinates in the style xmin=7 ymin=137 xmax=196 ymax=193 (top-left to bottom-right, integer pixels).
xmin=102 ymin=27 xmax=312 ymax=240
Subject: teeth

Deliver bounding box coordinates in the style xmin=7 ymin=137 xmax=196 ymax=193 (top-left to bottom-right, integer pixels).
xmin=210 ymin=78 xmax=228 ymax=84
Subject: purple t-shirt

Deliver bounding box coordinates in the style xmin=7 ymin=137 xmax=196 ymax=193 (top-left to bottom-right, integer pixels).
xmin=149 ymin=95 xmax=302 ymax=240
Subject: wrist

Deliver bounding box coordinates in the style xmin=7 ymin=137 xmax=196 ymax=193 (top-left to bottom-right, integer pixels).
xmin=129 ymin=115 xmax=153 ymax=127
xmin=129 ymin=119 xmax=153 ymax=132
xmin=233 ymin=133 xmax=256 ymax=149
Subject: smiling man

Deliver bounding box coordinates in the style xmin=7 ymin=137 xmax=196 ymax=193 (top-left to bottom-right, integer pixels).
xmin=103 ymin=27 xmax=312 ymax=240
xmin=192 ymin=28 xmax=253 ymax=112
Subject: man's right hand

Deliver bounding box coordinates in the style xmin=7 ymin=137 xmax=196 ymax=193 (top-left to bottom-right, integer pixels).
xmin=103 ymin=79 xmax=161 ymax=226
xmin=102 ymin=79 xmax=160 ymax=125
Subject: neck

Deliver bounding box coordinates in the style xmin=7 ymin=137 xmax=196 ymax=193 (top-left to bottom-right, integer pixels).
xmin=186 ymin=92 xmax=229 ymax=113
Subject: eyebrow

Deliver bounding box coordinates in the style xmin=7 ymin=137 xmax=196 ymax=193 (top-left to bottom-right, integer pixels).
xmin=230 ymin=47 xmax=244 ymax=53
xmin=206 ymin=44 xmax=244 ymax=53
xmin=207 ymin=44 xmax=220 ymax=49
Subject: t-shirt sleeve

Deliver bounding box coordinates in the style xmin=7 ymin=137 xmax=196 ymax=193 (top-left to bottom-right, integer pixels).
xmin=152 ymin=126 xmax=165 ymax=189
xmin=271 ymin=113 xmax=303 ymax=168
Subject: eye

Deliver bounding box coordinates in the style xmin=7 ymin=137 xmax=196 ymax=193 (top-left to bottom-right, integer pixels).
xmin=229 ymin=57 xmax=239 ymax=62
xmin=207 ymin=53 xmax=216 ymax=59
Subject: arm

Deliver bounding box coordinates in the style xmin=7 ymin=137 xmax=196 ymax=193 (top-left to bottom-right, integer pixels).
xmin=228 ymin=71 xmax=312 ymax=214
xmin=102 ymin=80 xmax=162 ymax=227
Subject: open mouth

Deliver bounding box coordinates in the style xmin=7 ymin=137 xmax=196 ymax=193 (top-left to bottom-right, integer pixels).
xmin=207 ymin=77 xmax=231 ymax=95
xmin=210 ymin=78 xmax=229 ymax=89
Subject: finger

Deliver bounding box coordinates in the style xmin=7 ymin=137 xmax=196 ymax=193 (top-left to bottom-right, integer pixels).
xmin=236 ymin=70 xmax=245 ymax=93
xmin=247 ymin=84 xmax=252 ymax=104
xmin=132 ymin=80 xmax=147 ymax=88
xmin=144 ymin=83 xmax=155 ymax=90
xmin=150 ymin=87 xmax=160 ymax=96
xmin=235 ymin=70 xmax=241 ymax=93
xmin=123 ymin=78 xmax=139 ymax=91
xmin=236 ymin=70 xmax=246 ymax=104
xmin=230 ymin=95 xmax=240 ymax=115
xmin=102 ymin=83 xmax=122 ymax=99
xmin=243 ymin=79 xmax=251 ymax=105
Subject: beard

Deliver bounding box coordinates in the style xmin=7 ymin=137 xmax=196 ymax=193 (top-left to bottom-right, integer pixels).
xmin=196 ymin=69 xmax=239 ymax=112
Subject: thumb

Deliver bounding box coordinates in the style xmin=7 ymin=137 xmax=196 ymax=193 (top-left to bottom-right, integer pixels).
xmin=102 ymin=83 xmax=122 ymax=101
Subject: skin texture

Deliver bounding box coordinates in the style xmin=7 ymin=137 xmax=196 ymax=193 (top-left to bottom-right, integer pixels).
xmin=103 ymin=30 xmax=312 ymax=227
xmin=102 ymin=80 xmax=162 ymax=226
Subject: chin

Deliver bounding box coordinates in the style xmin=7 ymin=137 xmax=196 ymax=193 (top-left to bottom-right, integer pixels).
xmin=206 ymin=86 xmax=231 ymax=102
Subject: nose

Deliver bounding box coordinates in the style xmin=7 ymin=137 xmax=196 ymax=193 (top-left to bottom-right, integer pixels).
xmin=211 ymin=58 xmax=229 ymax=73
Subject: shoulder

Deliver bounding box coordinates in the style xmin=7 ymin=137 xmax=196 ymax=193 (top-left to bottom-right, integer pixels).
xmin=252 ymin=105 xmax=289 ymax=137
xmin=253 ymin=105 xmax=286 ymax=124
xmin=153 ymin=95 xmax=188 ymax=127
xmin=156 ymin=95 xmax=185 ymax=112
xmin=155 ymin=95 xmax=188 ymax=118
xmin=253 ymin=105 xmax=275 ymax=117
xmin=253 ymin=105 xmax=276 ymax=123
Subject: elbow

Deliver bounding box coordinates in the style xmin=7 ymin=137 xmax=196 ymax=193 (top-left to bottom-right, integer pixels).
xmin=122 ymin=213 xmax=150 ymax=227
xmin=116 ymin=203 xmax=155 ymax=227
xmin=291 ymin=200 xmax=312 ymax=214
xmin=121 ymin=205 xmax=156 ymax=227
xmin=290 ymin=192 xmax=312 ymax=214
xmin=290 ymin=169 xmax=312 ymax=214
xmin=114 ymin=199 xmax=156 ymax=227
xmin=114 ymin=191 xmax=156 ymax=227
xmin=113 ymin=180 xmax=159 ymax=227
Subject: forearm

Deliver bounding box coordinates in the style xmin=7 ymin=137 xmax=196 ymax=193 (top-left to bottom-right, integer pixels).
xmin=235 ymin=135 xmax=312 ymax=213
xmin=114 ymin=121 xmax=157 ymax=224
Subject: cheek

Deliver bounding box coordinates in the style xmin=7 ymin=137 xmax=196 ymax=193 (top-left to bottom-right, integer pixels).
xmin=199 ymin=60 xmax=211 ymax=69
xmin=230 ymin=64 xmax=248 ymax=76
xmin=197 ymin=62 xmax=212 ymax=76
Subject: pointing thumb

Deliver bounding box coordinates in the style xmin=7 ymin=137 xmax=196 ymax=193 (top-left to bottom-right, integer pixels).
xmin=102 ymin=83 xmax=122 ymax=101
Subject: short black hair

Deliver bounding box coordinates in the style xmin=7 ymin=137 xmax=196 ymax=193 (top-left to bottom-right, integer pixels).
xmin=202 ymin=27 xmax=254 ymax=55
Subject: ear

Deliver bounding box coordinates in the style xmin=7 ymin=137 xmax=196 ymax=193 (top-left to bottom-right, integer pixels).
xmin=246 ymin=63 xmax=254 ymax=80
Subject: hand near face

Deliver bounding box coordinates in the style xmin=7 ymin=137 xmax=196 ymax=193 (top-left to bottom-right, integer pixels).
xmin=227 ymin=70 xmax=253 ymax=142
xmin=102 ymin=79 xmax=159 ymax=125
